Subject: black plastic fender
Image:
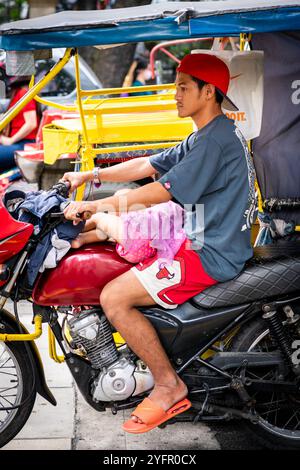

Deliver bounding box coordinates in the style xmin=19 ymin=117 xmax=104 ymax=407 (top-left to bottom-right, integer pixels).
xmin=0 ymin=309 xmax=56 ymax=406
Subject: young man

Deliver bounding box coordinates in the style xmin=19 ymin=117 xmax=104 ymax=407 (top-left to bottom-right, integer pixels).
xmin=62 ymin=53 xmax=256 ymax=433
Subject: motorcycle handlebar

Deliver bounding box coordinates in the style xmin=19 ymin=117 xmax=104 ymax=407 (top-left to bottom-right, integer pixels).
xmin=50 ymin=181 xmax=92 ymax=221
xmin=52 ymin=181 xmax=71 ymax=199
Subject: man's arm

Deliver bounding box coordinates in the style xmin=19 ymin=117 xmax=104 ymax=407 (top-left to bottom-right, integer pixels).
xmin=98 ymin=157 xmax=157 ymax=182
xmin=63 ymin=181 xmax=171 ymax=223
xmin=62 ymin=156 xmax=157 ymax=192
xmin=95 ymin=181 xmax=171 ymax=213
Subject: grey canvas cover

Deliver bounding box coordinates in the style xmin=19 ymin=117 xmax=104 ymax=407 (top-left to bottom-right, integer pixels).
xmin=0 ymin=1 xmax=299 ymax=51
xmin=0 ymin=1 xmax=299 ymax=34
xmin=252 ymin=32 xmax=300 ymax=225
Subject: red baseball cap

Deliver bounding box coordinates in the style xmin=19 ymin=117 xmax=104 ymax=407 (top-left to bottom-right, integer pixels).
xmin=177 ymin=53 xmax=238 ymax=111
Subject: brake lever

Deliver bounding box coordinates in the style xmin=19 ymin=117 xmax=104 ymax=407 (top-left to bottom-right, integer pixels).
xmin=49 ymin=211 xmax=65 ymax=218
xmin=49 ymin=201 xmax=69 ymax=219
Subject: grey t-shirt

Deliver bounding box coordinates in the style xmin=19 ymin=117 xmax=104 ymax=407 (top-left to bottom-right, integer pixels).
xmin=150 ymin=114 xmax=256 ymax=282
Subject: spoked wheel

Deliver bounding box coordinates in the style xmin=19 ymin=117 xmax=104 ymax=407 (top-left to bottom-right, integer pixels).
xmin=0 ymin=341 xmax=36 ymax=448
xmin=231 ymin=318 xmax=300 ymax=449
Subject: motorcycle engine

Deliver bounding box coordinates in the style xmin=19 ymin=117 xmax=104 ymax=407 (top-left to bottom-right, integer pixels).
xmin=66 ymin=308 xmax=154 ymax=402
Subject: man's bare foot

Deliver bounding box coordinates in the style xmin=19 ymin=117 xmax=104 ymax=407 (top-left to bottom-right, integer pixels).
xmin=131 ymin=376 xmax=188 ymax=424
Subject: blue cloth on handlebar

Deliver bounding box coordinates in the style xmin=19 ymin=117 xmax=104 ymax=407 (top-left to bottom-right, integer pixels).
xmin=18 ymin=190 xmax=66 ymax=223
xmin=17 ymin=189 xmax=84 ymax=286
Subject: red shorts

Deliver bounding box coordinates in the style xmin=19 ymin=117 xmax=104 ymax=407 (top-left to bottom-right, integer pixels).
xmin=131 ymin=239 xmax=217 ymax=309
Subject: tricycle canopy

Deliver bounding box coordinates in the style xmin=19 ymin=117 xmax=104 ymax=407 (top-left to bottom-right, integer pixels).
xmin=0 ymin=1 xmax=300 ymax=51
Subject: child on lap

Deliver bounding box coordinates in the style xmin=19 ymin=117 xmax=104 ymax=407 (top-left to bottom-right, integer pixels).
xmin=72 ymin=200 xmax=186 ymax=266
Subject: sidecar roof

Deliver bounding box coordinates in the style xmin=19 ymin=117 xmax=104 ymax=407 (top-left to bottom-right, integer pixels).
xmin=0 ymin=0 xmax=300 ymax=51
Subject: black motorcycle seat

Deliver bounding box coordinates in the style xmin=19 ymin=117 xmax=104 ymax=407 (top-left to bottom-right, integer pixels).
xmin=193 ymin=242 xmax=300 ymax=309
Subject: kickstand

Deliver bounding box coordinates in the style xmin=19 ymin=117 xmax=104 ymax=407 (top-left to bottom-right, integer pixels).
xmin=193 ymin=383 xmax=210 ymax=424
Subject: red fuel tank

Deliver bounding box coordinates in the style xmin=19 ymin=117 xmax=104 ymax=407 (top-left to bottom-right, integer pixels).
xmin=0 ymin=197 xmax=33 ymax=286
xmin=32 ymin=243 xmax=131 ymax=306
xmin=0 ymin=198 xmax=33 ymax=264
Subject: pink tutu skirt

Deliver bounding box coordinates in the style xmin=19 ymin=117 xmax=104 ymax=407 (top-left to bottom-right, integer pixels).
xmin=115 ymin=201 xmax=186 ymax=265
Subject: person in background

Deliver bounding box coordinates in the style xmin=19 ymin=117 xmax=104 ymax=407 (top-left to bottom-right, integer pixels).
xmin=122 ymin=59 xmax=154 ymax=97
xmin=0 ymin=73 xmax=40 ymax=173
xmin=131 ymin=60 xmax=153 ymax=96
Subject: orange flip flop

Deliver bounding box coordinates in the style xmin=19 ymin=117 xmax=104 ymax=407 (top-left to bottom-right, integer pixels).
xmin=122 ymin=397 xmax=192 ymax=434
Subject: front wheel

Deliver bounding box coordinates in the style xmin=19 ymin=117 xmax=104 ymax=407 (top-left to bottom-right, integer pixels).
xmin=230 ymin=318 xmax=300 ymax=449
xmin=0 ymin=341 xmax=36 ymax=448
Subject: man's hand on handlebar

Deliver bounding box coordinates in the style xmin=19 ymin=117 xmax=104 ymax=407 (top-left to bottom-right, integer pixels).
xmin=61 ymin=171 xmax=90 ymax=193
xmin=63 ymin=200 xmax=96 ymax=225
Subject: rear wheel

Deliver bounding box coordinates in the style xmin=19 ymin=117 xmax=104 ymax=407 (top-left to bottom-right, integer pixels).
xmin=230 ymin=318 xmax=300 ymax=449
xmin=0 ymin=341 xmax=36 ymax=448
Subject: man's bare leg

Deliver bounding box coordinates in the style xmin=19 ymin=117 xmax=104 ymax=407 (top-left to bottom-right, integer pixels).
xmin=100 ymin=269 xmax=188 ymax=423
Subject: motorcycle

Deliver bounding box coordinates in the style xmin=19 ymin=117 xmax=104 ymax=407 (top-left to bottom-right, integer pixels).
xmin=1 ymin=181 xmax=300 ymax=449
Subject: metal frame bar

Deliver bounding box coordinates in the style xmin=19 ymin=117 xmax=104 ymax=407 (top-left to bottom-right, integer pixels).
xmin=0 ymin=315 xmax=42 ymax=341
xmin=48 ymin=326 xmax=65 ymax=363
